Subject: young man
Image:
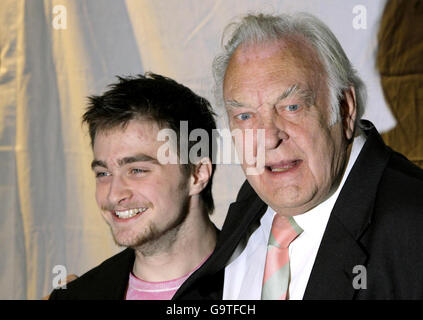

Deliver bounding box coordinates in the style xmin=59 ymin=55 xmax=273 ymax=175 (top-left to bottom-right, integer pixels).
xmin=49 ymin=73 xmax=217 ymax=299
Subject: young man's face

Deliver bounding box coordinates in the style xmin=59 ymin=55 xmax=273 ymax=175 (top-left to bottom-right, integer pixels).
xmin=92 ymin=119 xmax=193 ymax=250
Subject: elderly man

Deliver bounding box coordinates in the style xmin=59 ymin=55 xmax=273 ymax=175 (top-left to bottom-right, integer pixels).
xmin=176 ymin=13 xmax=423 ymax=300
xmin=49 ymin=73 xmax=217 ymax=299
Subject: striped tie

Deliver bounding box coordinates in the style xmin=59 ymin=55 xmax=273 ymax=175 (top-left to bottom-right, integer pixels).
xmin=261 ymin=214 xmax=303 ymax=300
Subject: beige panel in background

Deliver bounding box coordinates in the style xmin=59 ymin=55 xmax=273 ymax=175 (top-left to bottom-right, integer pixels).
xmin=377 ymin=0 xmax=423 ymax=168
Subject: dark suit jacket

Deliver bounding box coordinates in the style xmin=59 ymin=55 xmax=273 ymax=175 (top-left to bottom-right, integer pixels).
xmin=49 ymin=248 xmax=135 ymax=299
xmin=175 ymin=120 xmax=423 ymax=299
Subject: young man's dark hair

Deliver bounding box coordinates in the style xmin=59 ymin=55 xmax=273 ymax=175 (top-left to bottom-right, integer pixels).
xmin=82 ymin=72 xmax=217 ymax=214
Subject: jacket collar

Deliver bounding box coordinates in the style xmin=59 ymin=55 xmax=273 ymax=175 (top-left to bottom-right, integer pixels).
xmin=303 ymin=120 xmax=391 ymax=299
xmin=174 ymin=183 xmax=267 ymax=299
xmin=76 ymin=247 xmax=135 ymax=299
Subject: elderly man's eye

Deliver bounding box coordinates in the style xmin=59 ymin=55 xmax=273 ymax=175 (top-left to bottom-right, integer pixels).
xmin=236 ymin=113 xmax=252 ymax=121
xmin=286 ymin=104 xmax=300 ymax=112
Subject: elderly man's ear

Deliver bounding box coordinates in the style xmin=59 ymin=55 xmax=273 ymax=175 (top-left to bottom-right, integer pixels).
xmin=341 ymin=86 xmax=357 ymax=141
xmin=189 ymin=158 xmax=212 ymax=196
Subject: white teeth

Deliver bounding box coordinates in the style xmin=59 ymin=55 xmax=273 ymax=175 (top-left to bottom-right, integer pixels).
xmin=271 ymin=166 xmax=293 ymax=172
xmin=115 ymin=207 xmax=147 ymax=219
xmin=270 ymin=161 xmax=299 ymax=172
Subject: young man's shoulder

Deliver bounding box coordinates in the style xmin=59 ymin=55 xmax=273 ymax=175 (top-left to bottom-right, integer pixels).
xmin=49 ymin=248 xmax=135 ymax=300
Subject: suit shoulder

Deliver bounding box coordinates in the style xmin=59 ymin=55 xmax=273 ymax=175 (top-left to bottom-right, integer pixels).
xmin=387 ymin=150 xmax=423 ymax=182
xmin=373 ymin=151 xmax=423 ymax=225
xmin=49 ymin=248 xmax=134 ymax=300
xmin=380 ymin=151 xmax=423 ymax=203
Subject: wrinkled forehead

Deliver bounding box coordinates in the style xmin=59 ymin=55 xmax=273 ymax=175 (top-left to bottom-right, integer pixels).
xmin=224 ymin=36 xmax=326 ymax=91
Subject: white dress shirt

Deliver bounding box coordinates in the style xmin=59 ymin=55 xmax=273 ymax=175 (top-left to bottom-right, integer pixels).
xmin=223 ymin=134 xmax=366 ymax=300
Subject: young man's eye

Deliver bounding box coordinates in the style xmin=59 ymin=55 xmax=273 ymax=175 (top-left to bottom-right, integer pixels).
xmin=131 ymin=168 xmax=147 ymax=175
xmin=235 ymin=113 xmax=252 ymax=121
xmin=95 ymin=171 xmax=110 ymax=178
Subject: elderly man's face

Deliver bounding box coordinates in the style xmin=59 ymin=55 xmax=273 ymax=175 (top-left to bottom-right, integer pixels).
xmin=223 ymin=38 xmax=355 ymax=216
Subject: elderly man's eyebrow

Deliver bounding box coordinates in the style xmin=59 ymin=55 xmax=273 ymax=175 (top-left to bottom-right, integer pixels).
xmin=91 ymin=154 xmax=158 ymax=170
xmin=276 ymin=84 xmax=315 ymax=104
xmin=225 ymin=85 xmax=315 ymax=109
xmin=225 ymin=99 xmax=245 ymax=108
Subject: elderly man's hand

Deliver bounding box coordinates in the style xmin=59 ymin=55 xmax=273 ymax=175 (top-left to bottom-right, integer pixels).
xmin=41 ymin=274 xmax=78 ymax=300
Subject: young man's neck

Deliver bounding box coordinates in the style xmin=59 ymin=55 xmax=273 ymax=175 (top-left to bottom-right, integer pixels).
xmin=132 ymin=204 xmax=216 ymax=282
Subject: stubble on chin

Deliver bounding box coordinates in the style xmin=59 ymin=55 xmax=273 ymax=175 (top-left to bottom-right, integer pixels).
xmin=110 ymin=223 xmax=156 ymax=249
xmin=133 ymin=223 xmax=184 ymax=257
xmin=109 ymin=199 xmax=190 ymax=256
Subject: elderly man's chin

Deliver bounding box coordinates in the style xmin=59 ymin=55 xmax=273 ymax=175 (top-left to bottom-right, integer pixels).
xmin=245 ymin=166 xmax=319 ymax=216
xmin=263 ymin=185 xmax=317 ymax=215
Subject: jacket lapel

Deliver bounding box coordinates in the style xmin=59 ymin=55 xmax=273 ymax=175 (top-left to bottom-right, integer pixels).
xmin=103 ymin=248 xmax=135 ymax=299
xmin=211 ymin=192 xmax=267 ymax=274
xmin=304 ymin=121 xmax=391 ymax=299
xmin=303 ymin=215 xmax=368 ymax=299
xmin=175 ymin=181 xmax=267 ymax=299
xmin=86 ymin=248 xmax=135 ymax=299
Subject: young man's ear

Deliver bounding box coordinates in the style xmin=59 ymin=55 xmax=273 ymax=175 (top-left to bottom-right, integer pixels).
xmin=341 ymin=85 xmax=357 ymax=141
xmin=189 ymin=157 xmax=212 ymax=196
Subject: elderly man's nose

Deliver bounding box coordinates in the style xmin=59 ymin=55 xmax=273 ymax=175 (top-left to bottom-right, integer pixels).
xmin=263 ymin=116 xmax=289 ymax=149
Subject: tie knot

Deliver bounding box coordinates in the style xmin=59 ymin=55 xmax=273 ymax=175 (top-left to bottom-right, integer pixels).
xmin=268 ymin=214 xmax=303 ymax=249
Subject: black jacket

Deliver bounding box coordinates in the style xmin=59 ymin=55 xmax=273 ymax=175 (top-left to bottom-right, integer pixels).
xmin=49 ymin=248 xmax=135 ymax=299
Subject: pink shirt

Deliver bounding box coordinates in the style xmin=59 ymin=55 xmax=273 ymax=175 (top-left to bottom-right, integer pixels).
xmin=125 ymin=254 xmax=210 ymax=300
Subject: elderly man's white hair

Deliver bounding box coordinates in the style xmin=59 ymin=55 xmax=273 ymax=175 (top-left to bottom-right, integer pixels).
xmin=213 ymin=12 xmax=367 ymax=127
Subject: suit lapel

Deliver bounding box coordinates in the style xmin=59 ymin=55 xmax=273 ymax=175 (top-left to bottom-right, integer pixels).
xmin=304 ymin=122 xmax=391 ymax=299
xmin=89 ymin=248 xmax=135 ymax=299
xmin=211 ymin=192 xmax=267 ymax=274
xmin=303 ymin=215 xmax=368 ymax=299
xmin=175 ymin=181 xmax=267 ymax=299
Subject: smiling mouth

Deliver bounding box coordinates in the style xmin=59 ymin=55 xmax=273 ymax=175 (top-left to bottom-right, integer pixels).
xmin=114 ymin=207 xmax=148 ymax=219
xmin=266 ymin=160 xmax=302 ymax=173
